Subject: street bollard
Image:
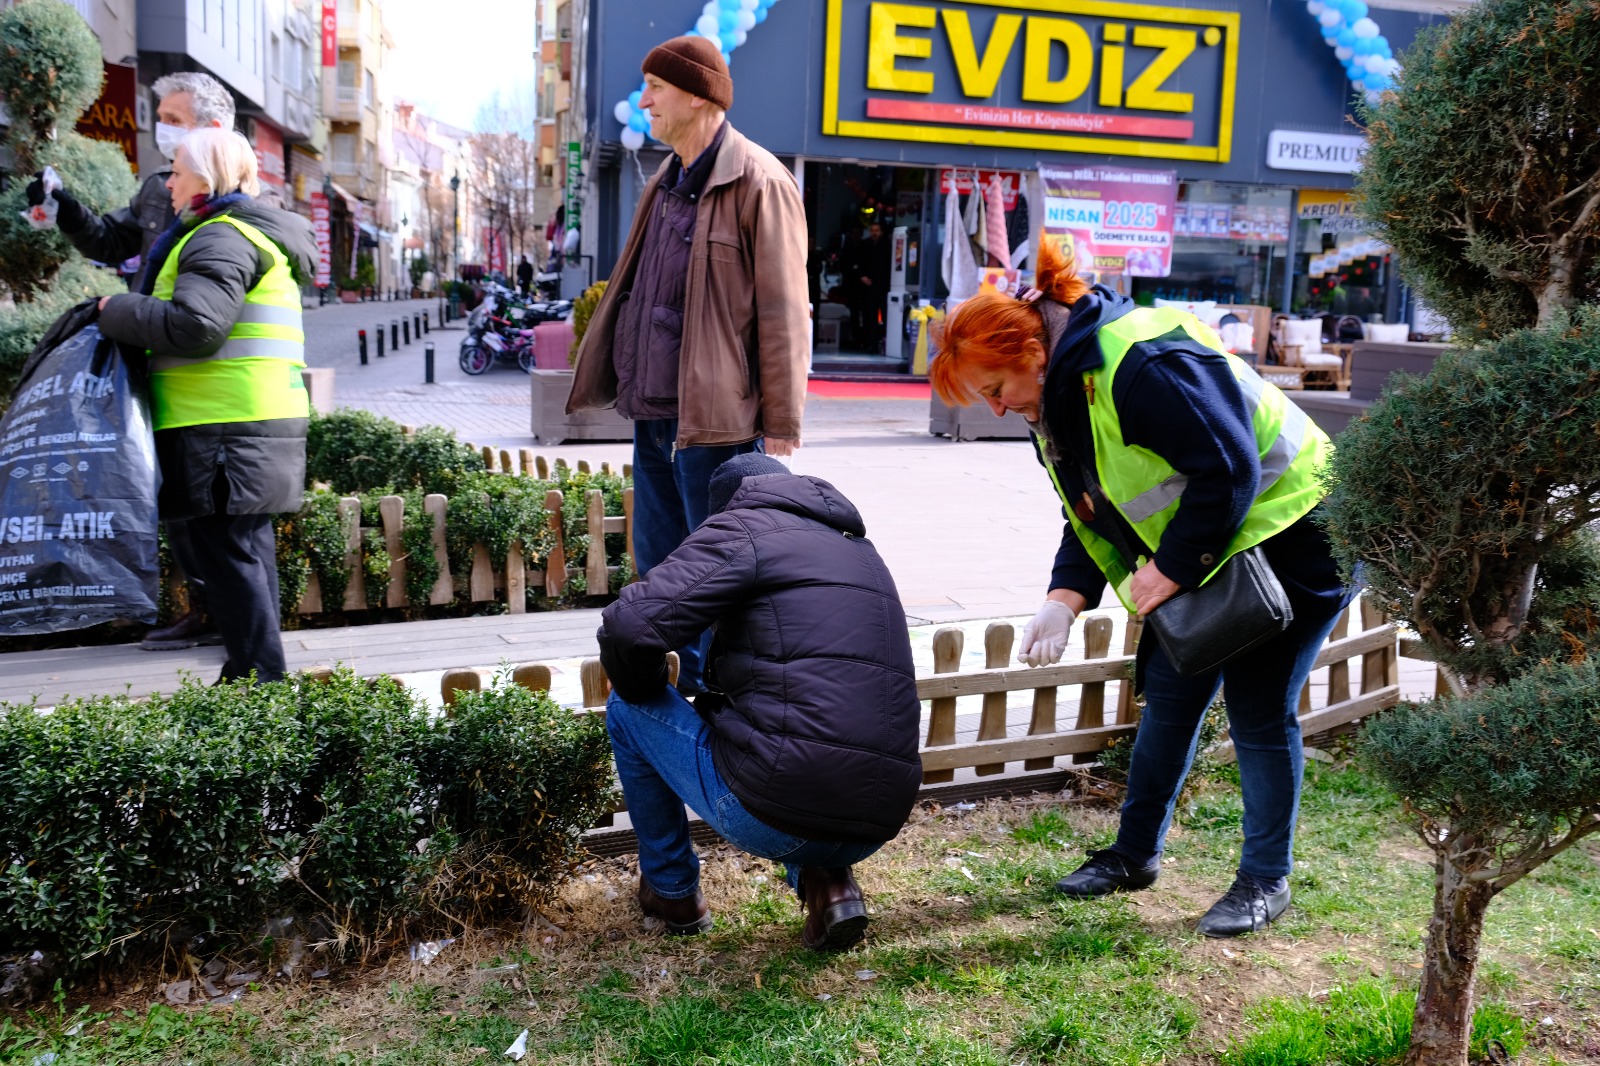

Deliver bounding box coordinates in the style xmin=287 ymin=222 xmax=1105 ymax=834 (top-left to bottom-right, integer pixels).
xmin=423 ymin=310 xmax=430 ymax=334
xmin=376 ymin=324 xmax=385 ymax=358
xmin=358 ymin=329 xmax=368 ymax=365
xmin=424 ymin=342 xmax=435 ymax=384
xmin=413 ymin=312 xmax=422 ymax=339
xmin=403 ymin=318 xmax=410 ymax=345
xmin=391 ymin=320 xmax=399 ymax=350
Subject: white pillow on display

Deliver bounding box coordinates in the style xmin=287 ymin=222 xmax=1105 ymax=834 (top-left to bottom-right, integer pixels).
xmin=1364 ymin=322 xmax=1410 ymax=343
xmin=1154 ymin=297 xmax=1221 ymax=327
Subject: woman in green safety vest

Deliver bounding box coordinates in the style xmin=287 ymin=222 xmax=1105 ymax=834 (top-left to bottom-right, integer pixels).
xmin=930 ymin=233 xmax=1353 ymax=939
xmin=98 ymin=128 xmax=318 ymax=685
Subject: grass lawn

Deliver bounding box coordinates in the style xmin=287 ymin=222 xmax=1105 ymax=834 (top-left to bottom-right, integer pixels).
xmin=3 ymin=761 xmax=1597 ymax=1065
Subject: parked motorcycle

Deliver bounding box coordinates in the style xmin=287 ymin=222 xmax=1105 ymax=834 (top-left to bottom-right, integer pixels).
xmin=458 ymin=284 xmax=573 ymax=374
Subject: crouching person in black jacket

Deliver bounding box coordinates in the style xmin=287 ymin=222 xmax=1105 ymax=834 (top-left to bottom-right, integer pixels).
xmin=598 ymin=454 xmax=922 ymax=951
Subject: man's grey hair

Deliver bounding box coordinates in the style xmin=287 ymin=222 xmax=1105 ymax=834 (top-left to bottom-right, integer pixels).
xmin=152 ymin=71 xmax=236 ymax=130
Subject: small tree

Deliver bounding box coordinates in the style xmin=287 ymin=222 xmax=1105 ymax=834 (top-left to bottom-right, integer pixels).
xmin=0 ymin=0 xmax=134 ymax=400
xmin=1357 ymin=0 xmax=1600 ymax=338
xmin=1324 ymin=307 xmax=1600 ymax=1066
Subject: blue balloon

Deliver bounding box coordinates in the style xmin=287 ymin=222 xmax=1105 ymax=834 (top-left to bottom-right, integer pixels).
xmin=1365 ymin=73 xmax=1390 ymax=90
xmin=719 ymin=0 xmax=740 ymax=9
xmin=718 ymin=9 xmax=738 ymax=31
xmin=628 ymin=90 xmax=642 ymax=109
xmin=754 ymin=5 xmax=767 ymax=22
xmin=628 ymin=112 xmax=647 ymax=132
xmin=1346 ymin=0 xmax=1368 ymax=19
xmin=1353 ymin=37 xmax=1376 ymax=55
xmin=1336 ymin=27 xmax=1355 ymax=46
xmin=1376 ymin=40 xmax=1393 ymax=58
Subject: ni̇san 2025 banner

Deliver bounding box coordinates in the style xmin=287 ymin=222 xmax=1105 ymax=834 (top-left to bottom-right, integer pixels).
xmin=1039 ymin=164 xmax=1177 ymax=278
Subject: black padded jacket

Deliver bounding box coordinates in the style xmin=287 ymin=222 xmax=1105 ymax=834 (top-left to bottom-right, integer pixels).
xmin=597 ymin=471 xmax=923 ymax=843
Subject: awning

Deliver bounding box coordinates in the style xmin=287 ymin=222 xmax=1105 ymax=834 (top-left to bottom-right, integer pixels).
xmin=327 ymin=181 xmax=361 ymax=208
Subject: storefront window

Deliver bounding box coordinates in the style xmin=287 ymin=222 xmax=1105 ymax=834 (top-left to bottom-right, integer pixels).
xmin=1291 ymin=189 xmax=1397 ymax=322
xmin=1133 ymin=182 xmax=1291 ymax=308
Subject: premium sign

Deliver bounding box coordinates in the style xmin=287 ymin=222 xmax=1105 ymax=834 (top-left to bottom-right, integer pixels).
xmin=1040 ymin=163 xmax=1177 ymax=277
xmin=74 ymin=63 xmax=139 ymax=171
xmin=1266 ymin=130 xmax=1366 ymax=174
xmin=824 ymin=0 xmax=1239 ymax=162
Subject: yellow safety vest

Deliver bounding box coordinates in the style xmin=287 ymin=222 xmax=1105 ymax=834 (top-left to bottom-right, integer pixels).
xmin=1042 ymin=306 xmax=1332 ymax=613
xmin=148 ymin=213 xmax=308 ymax=431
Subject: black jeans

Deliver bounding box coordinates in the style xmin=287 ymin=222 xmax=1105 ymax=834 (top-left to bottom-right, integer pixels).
xmin=185 ymin=510 xmax=286 ymax=683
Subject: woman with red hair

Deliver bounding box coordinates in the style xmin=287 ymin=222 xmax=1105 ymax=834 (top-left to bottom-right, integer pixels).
xmin=932 ymin=234 xmax=1350 ymax=938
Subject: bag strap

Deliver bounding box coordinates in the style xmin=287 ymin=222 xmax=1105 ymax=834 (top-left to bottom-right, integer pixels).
xmin=1075 ymin=457 xmax=1146 ymax=574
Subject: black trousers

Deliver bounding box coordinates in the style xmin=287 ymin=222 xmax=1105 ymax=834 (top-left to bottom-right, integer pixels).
xmin=185 ymin=511 xmax=286 ymax=683
xmin=164 ymin=517 xmax=208 ymax=615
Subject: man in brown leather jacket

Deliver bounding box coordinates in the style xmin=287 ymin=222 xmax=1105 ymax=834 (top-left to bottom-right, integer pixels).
xmin=567 ymin=35 xmax=809 ymax=694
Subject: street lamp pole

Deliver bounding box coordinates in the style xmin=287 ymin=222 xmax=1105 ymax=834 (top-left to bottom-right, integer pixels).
xmin=449 ymin=173 xmax=461 ymax=282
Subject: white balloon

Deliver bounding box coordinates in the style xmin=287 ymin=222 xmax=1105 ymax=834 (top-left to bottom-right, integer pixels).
xmin=620 ymin=127 xmax=645 ymax=151
xmin=1365 ymin=90 xmax=1382 ymax=106
xmin=696 ymin=12 xmax=719 ymax=36
xmin=731 ymin=27 xmax=748 ymax=46
xmin=1306 ymin=0 xmax=1323 ymax=12
xmin=614 ymin=100 xmax=633 ymax=124
xmin=1367 ymin=54 xmax=1389 ymax=72
xmin=734 ymin=9 xmax=755 ymax=30
xmin=1335 ymin=45 xmax=1353 ymax=60
xmin=1352 ymin=78 xmax=1367 ymax=91
xmin=1352 ymin=16 xmax=1379 ymax=36
xmin=739 ymin=0 xmax=758 ymax=9
xmin=703 ymin=0 xmax=719 ymax=16
xmin=1318 ymin=8 xmax=1342 ymax=27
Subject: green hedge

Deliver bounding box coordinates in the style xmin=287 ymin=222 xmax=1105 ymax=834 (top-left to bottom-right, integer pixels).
xmin=0 ymin=670 xmax=616 ymax=974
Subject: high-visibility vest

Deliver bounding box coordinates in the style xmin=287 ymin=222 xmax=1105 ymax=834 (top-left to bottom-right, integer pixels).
xmin=148 ymin=213 xmax=308 ymax=431
xmin=1041 ymin=306 xmax=1332 ymax=613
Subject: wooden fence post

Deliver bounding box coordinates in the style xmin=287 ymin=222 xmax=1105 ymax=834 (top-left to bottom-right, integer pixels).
xmin=586 ymin=489 xmax=608 ymax=594
xmin=1325 ymin=605 xmax=1351 ymax=705
xmin=441 ymin=668 xmax=481 ymax=711
xmin=1361 ymin=597 xmax=1399 ymax=692
xmin=480 ymin=445 xmax=495 ymax=472
xmin=379 ymin=495 xmax=405 ymax=607
xmin=500 ymin=449 xmax=513 ymax=475
xmin=519 ymin=449 xmax=535 ymax=476
xmin=339 ymin=497 xmax=364 ymax=611
xmin=922 ymin=628 xmax=964 ymax=784
xmin=1070 ymin=616 xmax=1114 ymax=764
xmin=506 ymin=540 xmax=526 ymax=613
xmin=580 ymin=659 xmax=611 ymax=710
xmin=578 ymin=459 xmax=591 ymax=474
xmin=513 ymin=663 xmax=552 ymax=693
xmin=425 ymin=494 xmax=452 ymax=604
xmin=623 ymin=487 xmax=636 ymax=581
xmin=975 ymin=623 xmax=1014 ymax=776
xmin=544 ymin=489 xmax=566 ymax=596
xmin=536 ymin=456 xmax=550 ymax=480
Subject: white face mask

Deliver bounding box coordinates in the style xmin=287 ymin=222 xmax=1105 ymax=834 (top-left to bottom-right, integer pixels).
xmin=155 ymin=122 xmax=188 ymax=160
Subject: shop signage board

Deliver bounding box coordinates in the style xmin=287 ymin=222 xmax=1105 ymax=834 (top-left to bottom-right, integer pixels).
xmin=939 ymin=168 xmax=1020 ymax=209
xmin=321 ymin=0 xmax=337 ymax=67
xmin=1265 ymin=129 xmax=1366 ymax=174
xmin=1040 ymin=163 xmax=1176 ymax=276
xmin=565 ymin=142 xmax=582 ymax=231
xmin=1298 ymin=188 xmax=1364 ymax=235
xmin=74 ymin=63 xmax=139 ymax=171
xmin=310 ymin=192 xmax=332 ymax=288
xmin=251 ymin=121 xmax=286 ymax=189
xmin=823 ymin=0 xmax=1240 ymax=162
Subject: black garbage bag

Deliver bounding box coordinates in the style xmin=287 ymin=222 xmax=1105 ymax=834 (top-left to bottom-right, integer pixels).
xmin=0 ymin=301 xmax=159 ymax=634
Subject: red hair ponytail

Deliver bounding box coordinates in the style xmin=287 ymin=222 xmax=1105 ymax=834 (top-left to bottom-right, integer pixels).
xmin=930 ymin=230 xmax=1090 ymax=406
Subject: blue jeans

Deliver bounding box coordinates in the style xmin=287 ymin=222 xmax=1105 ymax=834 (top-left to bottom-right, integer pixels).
xmin=606 ymin=687 xmax=885 ymax=900
xmin=1114 ymin=590 xmax=1351 ymax=880
xmin=630 ymin=418 xmax=762 ymax=693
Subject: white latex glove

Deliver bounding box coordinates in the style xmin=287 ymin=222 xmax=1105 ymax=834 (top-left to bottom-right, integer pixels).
xmin=1018 ymin=600 xmax=1076 ymax=667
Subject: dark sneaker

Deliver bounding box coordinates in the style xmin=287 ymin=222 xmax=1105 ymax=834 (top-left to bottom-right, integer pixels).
xmin=1196 ymin=875 xmax=1290 ymax=938
xmin=141 ymin=609 xmax=222 ymax=651
xmin=1054 ymin=849 xmax=1160 ymax=898
xmin=637 ymin=879 xmax=712 ymax=936
xmin=798 ymin=866 xmax=869 ymax=952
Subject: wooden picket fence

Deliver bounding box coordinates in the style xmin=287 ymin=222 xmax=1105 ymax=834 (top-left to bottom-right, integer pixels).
xmin=294 ymin=450 xmax=636 ymax=617
xmin=423 ymin=596 xmax=1401 ymax=824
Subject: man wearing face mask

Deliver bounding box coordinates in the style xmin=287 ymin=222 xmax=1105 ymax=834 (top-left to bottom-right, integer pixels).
xmin=27 ymin=72 xmax=234 ymax=291
xmin=25 ymin=71 xmax=236 ymax=653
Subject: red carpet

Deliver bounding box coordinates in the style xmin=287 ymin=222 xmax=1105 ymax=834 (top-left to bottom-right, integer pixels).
xmin=807 ymin=380 xmax=931 ymax=400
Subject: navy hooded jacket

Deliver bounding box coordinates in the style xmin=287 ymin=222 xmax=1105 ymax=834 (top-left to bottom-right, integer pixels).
xmin=597 ymin=471 xmax=923 ymax=843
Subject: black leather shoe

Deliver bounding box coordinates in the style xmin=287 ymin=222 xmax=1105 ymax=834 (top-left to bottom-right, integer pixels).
xmin=141 ymin=609 xmax=222 ymax=651
xmin=637 ymin=880 xmax=713 ymax=936
xmin=1196 ymin=875 xmax=1290 ymax=938
xmin=1054 ymin=849 xmax=1160 ymax=898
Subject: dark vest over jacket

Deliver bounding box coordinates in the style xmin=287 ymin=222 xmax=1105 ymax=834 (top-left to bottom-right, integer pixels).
xmin=597 ymin=472 xmax=923 ymax=842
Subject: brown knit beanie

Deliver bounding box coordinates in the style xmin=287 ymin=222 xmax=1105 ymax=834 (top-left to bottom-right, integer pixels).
xmin=641 ymin=35 xmax=733 ymax=111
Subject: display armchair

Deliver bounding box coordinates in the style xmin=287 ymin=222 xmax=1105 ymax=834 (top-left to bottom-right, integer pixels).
xmin=1272 ymin=314 xmax=1349 ymax=390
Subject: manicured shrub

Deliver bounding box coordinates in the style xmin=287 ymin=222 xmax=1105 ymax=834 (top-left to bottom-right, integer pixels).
xmin=0 ymin=671 xmax=615 ymax=975
xmin=304 ymin=409 xmax=409 ymax=495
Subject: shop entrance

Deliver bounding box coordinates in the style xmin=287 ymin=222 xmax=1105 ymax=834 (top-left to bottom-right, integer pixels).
xmin=803 ymin=162 xmax=931 ymax=370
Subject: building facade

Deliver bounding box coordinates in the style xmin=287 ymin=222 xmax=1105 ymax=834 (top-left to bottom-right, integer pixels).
xmin=583 ymin=0 xmax=1465 ymax=367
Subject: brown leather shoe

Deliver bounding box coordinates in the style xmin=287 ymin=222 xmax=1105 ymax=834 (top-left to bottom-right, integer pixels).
xmin=141 ymin=609 xmax=222 ymax=651
xmin=799 ymin=866 xmax=869 ymax=951
xmin=637 ymin=879 xmax=712 ymax=936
